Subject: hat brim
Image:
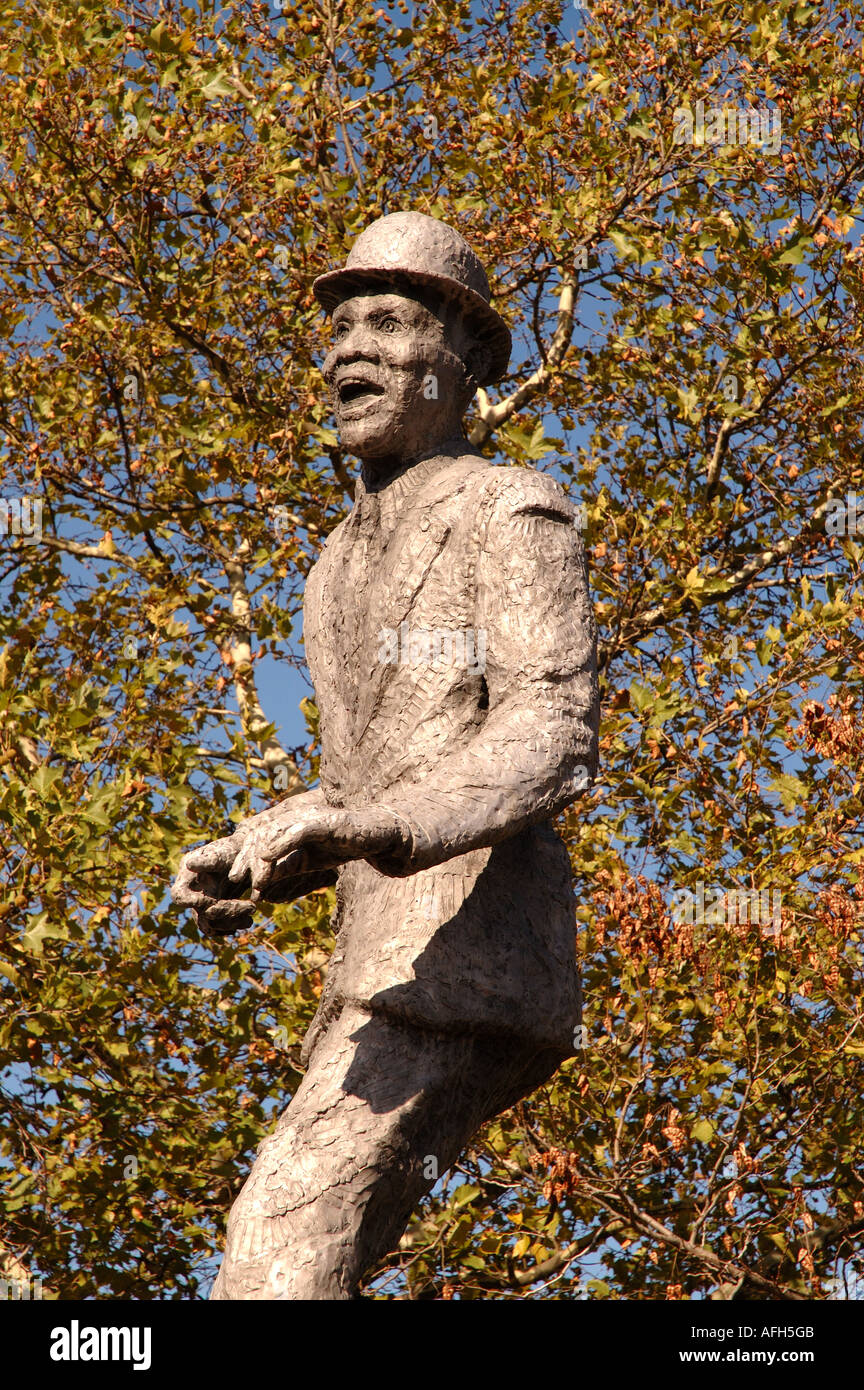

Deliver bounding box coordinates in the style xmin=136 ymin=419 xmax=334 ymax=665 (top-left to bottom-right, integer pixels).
xmin=312 ymin=266 xmax=511 ymax=387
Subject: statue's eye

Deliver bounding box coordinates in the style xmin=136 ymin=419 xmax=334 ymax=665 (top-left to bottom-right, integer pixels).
xmin=332 ymin=322 xmax=349 ymax=340
xmin=379 ymin=317 xmax=400 ymax=334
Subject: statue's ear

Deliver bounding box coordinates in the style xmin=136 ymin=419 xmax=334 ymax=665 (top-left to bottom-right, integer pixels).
xmin=465 ymin=339 xmax=493 ymax=391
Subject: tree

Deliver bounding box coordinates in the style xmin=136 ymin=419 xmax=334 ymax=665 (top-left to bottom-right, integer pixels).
xmin=1 ymin=0 xmax=863 ymax=1299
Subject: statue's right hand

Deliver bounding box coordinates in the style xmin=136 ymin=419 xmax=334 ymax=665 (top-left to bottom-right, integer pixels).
xmin=171 ymin=833 xmax=256 ymax=936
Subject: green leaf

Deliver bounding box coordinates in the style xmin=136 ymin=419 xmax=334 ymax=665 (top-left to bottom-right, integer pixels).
xmin=777 ymin=236 xmax=812 ymax=265
xmin=628 ymin=682 xmax=653 ymax=713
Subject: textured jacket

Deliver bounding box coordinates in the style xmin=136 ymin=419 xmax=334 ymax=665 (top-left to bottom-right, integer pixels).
xmin=298 ymin=449 xmax=599 ymax=1061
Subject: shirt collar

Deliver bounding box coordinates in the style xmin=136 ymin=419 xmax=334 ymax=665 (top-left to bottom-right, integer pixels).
xmin=355 ymin=439 xmax=479 ymax=530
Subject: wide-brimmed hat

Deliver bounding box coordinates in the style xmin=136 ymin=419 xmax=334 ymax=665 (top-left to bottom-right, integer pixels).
xmin=312 ymin=211 xmax=511 ymax=386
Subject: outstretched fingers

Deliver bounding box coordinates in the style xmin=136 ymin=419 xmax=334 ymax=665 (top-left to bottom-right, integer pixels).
xmin=172 ymin=837 xmax=258 ymax=932
xmin=171 ymin=862 xmax=224 ymax=911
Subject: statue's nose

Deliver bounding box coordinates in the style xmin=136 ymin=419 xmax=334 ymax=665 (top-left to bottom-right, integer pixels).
xmin=324 ymin=325 xmax=380 ymax=378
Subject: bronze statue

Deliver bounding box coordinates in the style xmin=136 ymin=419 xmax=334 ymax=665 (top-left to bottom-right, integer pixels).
xmin=171 ymin=211 xmax=599 ymax=1299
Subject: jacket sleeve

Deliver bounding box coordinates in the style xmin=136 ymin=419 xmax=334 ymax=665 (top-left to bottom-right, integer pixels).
xmin=370 ymin=468 xmax=599 ymax=874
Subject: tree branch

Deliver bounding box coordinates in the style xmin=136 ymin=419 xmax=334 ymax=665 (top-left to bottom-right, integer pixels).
xmin=584 ymin=1180 xmax=808 ymax=1300
xmin=599 ymin=489 xmax=844 ymax=669
xmin=223 ymin=542 xmax=304 ymax=794
xmin=38 ymin=533 xmax=145 ymax=575
xmin=468 ymin=276 xmax=576 ymax=449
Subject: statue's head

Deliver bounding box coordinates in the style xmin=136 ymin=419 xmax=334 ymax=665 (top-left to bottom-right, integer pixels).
xmin=315 ymin=212 xmax=511 ymax=466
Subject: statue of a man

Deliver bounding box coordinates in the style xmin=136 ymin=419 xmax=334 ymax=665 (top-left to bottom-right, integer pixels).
xmin=171 ymin=211 xmax=599 ymax=1300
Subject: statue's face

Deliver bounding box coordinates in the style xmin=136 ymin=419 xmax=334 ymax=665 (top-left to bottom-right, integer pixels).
xmin=321 ymin=287 xmax=471 ymax=464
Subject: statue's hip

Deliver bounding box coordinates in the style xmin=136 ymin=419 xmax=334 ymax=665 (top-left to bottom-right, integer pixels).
xmin=308 ymin=823 xmax=581 ymax=1054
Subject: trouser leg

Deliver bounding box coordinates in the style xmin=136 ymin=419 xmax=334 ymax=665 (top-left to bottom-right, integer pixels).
xmin=210 ymin=1004 xmax=563 ymax=1300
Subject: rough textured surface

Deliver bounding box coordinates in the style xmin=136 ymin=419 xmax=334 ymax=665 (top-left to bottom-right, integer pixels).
xmin=312 ymin=210 xmax=512 ymax=386
xmin=211 ymin=1004 xmax=564 ymax=1300
xmin=171 ymin=212 xmax=600 ymax=1300
xmin=300 ymin=454 xmax=595 ymax=1060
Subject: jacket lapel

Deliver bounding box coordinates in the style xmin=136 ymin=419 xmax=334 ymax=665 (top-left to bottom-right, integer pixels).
xmin=352 ymin=509 xmax=453 ymax=746
xmin=312 ymin=456 xmax=488 ymax=761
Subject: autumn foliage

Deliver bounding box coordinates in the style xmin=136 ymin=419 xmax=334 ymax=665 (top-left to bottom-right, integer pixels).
xmin=1 ymin=0 xmax=864 ymax=1299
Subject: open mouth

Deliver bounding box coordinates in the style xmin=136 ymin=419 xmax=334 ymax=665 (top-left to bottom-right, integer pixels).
xmin=337 ymin=378 xmax=385 ymax=407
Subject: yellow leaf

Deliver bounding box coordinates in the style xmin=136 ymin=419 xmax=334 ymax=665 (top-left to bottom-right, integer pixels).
xmin=684 ymin=566 xmax=705 ymax=591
